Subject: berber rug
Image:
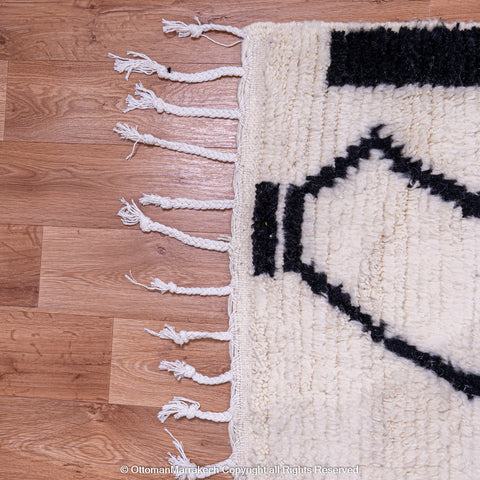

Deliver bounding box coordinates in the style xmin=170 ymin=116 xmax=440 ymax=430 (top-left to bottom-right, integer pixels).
xmin=111 ymin=19 xmax=480 ymax=480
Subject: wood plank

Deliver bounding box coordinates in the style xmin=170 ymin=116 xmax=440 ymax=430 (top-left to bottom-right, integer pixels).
xmin=0 ymin=396 xmax=231 ymax=480
xmin=109 ymin=317 xmax=230 ymax=409
xmin=0 ymin=61 xmax=7 ymax=141
xmin=0 ymin=309 xmax=112 ymax=402
xmin=0 ymin=141 xmax=233 ymax=230
xmin=0 ymin=1 xmax=430 ymax=63
xmin=0 ymin=2 xmax=241 ymax=64
xmin=430 ymin=0 xmax=480 ymax=20
xmin=0 ymin=225 xmax=42 ymax=307
xmin=38 ymin=227 xmax=230 ymax=319
xmin=5 ymin=61 xmax=238 ymax=146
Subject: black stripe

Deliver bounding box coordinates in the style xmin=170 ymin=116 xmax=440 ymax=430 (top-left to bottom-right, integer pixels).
xmin=286 ymin=124 xmax=480 ymax=220
xmin=327 ymin=25 xmax=480 ymax=87
xmin=281 ymin=125 xmax=480 ymax=398
xmin=299 ymin=263 xmax=480 ymax=399
xmin=252 ymin=181 xmax=279 ymax=277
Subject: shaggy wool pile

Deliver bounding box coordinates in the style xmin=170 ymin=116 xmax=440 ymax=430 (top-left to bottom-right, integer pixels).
xmin=112 ymin=19 xmax=480 ymax=480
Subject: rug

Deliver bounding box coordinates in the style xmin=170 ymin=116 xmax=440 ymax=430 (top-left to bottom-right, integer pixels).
xmin=111 ymin=19 xmax=480 ymax=480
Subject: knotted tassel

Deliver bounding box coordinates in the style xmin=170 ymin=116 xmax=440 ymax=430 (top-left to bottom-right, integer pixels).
xmin=158 ymin=397 xmax=232 ymax=423
xmin=165 ymin=429 xmax=235 ymax=480
xmin=125 ymin=272 xmax=232 ymax=297
xmin=114 ymin=123 xmax=237 ymax=163
xmin=145 ymin=325 xmax=232 ymax=346
xmin=162 ymin=17 xmax=244 ymax=47
xmin=118 ymin=199 xmax=230 ymax=252
xmin=125 ymin=82 xmax=240 ymax=119
xmin=159 ymin=360 xmax=232 ymax=385
xmin=109 ymin=52 xmax=244 ymax=82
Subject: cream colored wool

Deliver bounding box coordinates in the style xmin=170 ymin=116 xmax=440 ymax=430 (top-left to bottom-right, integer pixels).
xmin=231 ymin=21 xmax=480 ymax=480
xmin=113 ymin=18 xmax=480 ymax=480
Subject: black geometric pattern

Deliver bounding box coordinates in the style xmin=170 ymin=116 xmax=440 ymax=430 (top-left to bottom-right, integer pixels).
xmin=252 ymin=125 xmax=480 ymax=398
xmin=327 ymin=25 xmax=480 ymax=88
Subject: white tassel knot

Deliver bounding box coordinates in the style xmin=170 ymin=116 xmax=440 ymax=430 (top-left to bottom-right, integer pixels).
xmin=118 ymin=199 xmax=230 ymax=252
xmin=113 ymin=123 xmax=237 ymax=163
xmin=165 ymin=429 xmax=235 ymax=480
xmin=125 ymin=83 xmax=167 ymax=113
xmin=125 ymin=272 xmax=232 ymax=297
xmin=162 ymin=17 xmax=244 ymax=48
xmin=140 ymin=194 xmax=234 ymax=210
xmin=125 ymin=82 xmax=240 ymax=119
xmin=159 ymin=360 xmax=196 ymax=380
xmin=109 ymin=52 xmax=243 ymax=82
xmin=146 ymin=325 xmax=192 ymax=345
xmin=165 ymin=429 xmax=198 ymax=480
xmin=158 ymin=397 xmax=201 ymax=422
xmin=150 ymin=278 xmax=232 ymax=296
xmin=158 ymin=396 xmax=232 ymax=423
xmin=145 ymin=325 xmax=232 ymax=345
xmin=109 ymin=51 xmax=169 ymax=80
xmin=118 ymin=199 xmax=152 ymax=231
xmin=159 ymin=360 xmax=232 ymax=385
xmin=163 ymin=18 xmax=205 ymax=39
xmin=151 ymin=279 xmax=179 ymax=294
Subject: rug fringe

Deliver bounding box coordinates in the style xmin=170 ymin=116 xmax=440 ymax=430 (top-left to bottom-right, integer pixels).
xmin=159 ymin=360 xmax=232 ymax=385
xmin=140 ymin=194 xmax=234 ymax=210
xmin=163 ymin=16 xmax=244 ymax=47
xmin=109 ymin=51 xmax=244 ymax=82
xmin=118 ymin=199 xmax=230 ymax=252
xmin=113 ymin=123 xmax=237 ymax=162
xmin=158 ymin=397 xmax=232 ymax=423
xmin=145 ymin=325 xmax=232 ymax=345
xmin=125 ymin=272 xmax=232 ymax=296
xmin=165 ymin=429 xmax=235 ymax=480
xmin=113 ymin=17 xmax=241 ymax=477
xmin=125 ymin=82 xmax=240 ymax=119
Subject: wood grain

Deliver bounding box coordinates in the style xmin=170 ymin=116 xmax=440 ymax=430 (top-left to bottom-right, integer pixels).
xmin=109 ymin=317 xmax=230 ymax=409
xmin=5 ymin=61 xmax=238 ymax=146
xmin=0 ymin=225 xmax=42 ymax=307
xmin=0 ymin=1 xmax=430 ymax=63
xmin=0 ymin=308 xmax=112 ymax=402
xmin=0 ymin=141 xmax=233 ymax=230
xmin=38 ymin=227 xmax=230 ymax=319
xmin=0 ymin=60 xmax=7 ymax=141
xmin=430 ymin=0 xmax=480 ymax=20
xmin=0 ymin=396 xmax=231 ymax=480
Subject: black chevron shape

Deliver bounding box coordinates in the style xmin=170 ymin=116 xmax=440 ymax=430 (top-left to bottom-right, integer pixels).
xmin=255 ymin=125 xmax=480 ymax=398
xmin=284 ymin=124 xmax=480 ymax=274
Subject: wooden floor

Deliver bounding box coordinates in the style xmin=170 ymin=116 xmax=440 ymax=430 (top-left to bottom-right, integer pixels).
xmin=0 ymin=1 xmax=478 ymax=479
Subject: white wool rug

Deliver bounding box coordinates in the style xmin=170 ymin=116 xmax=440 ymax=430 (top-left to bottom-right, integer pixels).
xmin=112 ymin=19 xmax=480 ymax=480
